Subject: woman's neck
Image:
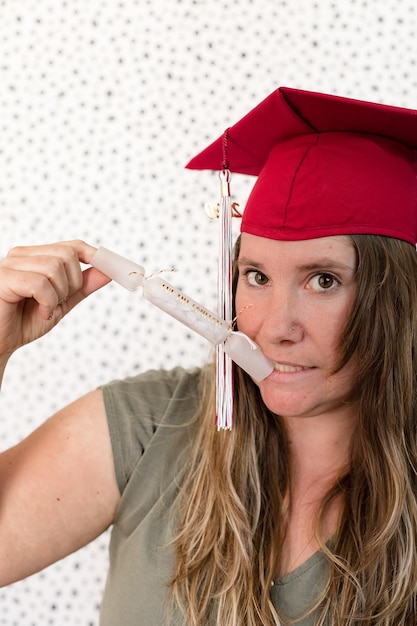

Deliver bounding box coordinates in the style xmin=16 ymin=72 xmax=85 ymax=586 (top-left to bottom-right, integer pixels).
xmin=282 ymin=405 xmax=357 ymax=487
xmin=275 ymin=408 xmax=356 ymax=578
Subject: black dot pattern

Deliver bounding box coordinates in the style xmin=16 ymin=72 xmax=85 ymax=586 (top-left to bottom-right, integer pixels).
xmin=0 ymin=0 xmax=417 ymax=623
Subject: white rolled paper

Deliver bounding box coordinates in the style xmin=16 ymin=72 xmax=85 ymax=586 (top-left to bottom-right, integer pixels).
xmin=143 ymin=276 xmax=231 ymax=345
xmin=91 ymin=247 xmax=145 ymax=291
xmin=224 ymin=331 xmax=274 ymax=381
xmin=90 ymin=246 xmax=274 ymax=382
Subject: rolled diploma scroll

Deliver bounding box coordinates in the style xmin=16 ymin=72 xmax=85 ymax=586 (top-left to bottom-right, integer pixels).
xmin=143 ymin=276 xmax=230 ymax=345
xmin=91 ymin=247 xmax=145 ymax=291
xmin=224 ymin=331 xmax=274 ymax=382
xmin=91 ymin=247 xmax=274 ymax=381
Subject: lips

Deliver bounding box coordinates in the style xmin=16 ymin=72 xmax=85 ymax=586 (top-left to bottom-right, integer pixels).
xmin=273 ymin=362 xmax=311 ymax=373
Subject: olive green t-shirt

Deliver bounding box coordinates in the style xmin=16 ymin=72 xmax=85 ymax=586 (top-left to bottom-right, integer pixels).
xmin=100 ymin=367 xmax=328 ymax=625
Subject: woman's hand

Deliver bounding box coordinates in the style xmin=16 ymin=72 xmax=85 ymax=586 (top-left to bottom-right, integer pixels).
xmin=0 ymin=240 xmax=111 ymax=356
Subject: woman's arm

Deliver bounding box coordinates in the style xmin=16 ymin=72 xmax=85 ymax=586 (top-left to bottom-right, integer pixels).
xmin=0 ymin=240 xmax=120 ymax=585
xmin=0 ymin=388 xmax=121 ymax=586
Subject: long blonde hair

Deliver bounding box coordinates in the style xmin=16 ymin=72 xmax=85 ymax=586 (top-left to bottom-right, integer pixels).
xmin=170 ymin=234 xmax=417 ymax=625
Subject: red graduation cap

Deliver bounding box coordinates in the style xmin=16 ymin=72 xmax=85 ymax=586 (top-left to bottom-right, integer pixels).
xmin=187 ymin=86 xmax=417 ymax=245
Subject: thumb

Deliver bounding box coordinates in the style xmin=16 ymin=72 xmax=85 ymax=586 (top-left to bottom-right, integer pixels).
xmin=80 ymin=266 xmax=113 ymax=298
xmin=57 ymin=267 xmax=112 ymax=317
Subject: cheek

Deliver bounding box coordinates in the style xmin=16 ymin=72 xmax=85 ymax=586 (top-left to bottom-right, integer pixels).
xmin=318 ymin=306 xmax=353 ymax=363
xmin=234 ymin=289 xmax=244 ymax=317
xmin=234 ymin=289 xmax=257 ymax=333
xmin=327 ymin=356 xmax=358 ymax=398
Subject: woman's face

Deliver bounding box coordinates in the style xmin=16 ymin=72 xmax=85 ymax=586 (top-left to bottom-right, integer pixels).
xmin=235 ymin=233 xmax=358 ymax=422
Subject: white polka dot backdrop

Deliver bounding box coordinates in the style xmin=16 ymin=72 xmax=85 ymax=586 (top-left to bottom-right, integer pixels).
xmin=0 ymin=0 xmax=416 ymax=623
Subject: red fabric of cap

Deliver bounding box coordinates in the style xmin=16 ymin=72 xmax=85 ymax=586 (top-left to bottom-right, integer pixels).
xmin=186 ymin=87 xmax=417 ymax=245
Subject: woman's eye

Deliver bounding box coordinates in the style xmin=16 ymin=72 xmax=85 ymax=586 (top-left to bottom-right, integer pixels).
xmin=310 ymin=273 xmax=339 ymax=291
xmin=246 ymin=270 xmax=269 ymax=286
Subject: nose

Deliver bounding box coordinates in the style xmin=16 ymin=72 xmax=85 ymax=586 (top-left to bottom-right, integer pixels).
xmin=253 ymin=289 xmax=304 ymax=345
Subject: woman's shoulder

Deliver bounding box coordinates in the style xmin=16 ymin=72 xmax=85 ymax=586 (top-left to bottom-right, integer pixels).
xmin=101 ymin=366 xmax=209 ymax=494
xmin=101 ymin=365 xmax=206 ymax=410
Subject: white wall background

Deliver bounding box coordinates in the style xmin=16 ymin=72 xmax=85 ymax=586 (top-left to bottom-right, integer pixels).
xmin=0 ymin=0 xmax=416 ymax=623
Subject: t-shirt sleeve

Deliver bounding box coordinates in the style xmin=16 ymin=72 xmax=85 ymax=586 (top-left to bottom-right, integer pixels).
xmin=101 ymin=366 xmax=202 ymax=494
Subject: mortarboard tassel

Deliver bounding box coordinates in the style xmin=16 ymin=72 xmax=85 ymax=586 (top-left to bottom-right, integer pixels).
xmin=215 ymin=130 xmax=234 ymax=429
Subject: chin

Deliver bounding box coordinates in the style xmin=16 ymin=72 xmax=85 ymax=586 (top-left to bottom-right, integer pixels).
xmin=258 ymin=389 xmax=309 ymax=418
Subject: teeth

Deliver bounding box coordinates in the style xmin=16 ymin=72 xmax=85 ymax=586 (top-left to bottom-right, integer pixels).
xmin=274 ymin=362 xmax=307 ymax=373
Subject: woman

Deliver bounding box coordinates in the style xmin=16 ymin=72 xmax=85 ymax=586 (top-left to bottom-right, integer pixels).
xmin=1 ymin=87 xmax=417 ymax=625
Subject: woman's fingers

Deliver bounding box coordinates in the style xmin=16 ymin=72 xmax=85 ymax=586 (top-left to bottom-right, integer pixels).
xmin=0 ymin=240 xmax=110 ymax=352
xmin=3 ymin=240 xmax=98 ymax=314
xmin=0 ymin=266 xmax=64 ymax=320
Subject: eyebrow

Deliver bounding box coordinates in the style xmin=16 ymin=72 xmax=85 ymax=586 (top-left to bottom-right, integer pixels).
xmin=237 ymin=257 xmax=357 ymax=272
